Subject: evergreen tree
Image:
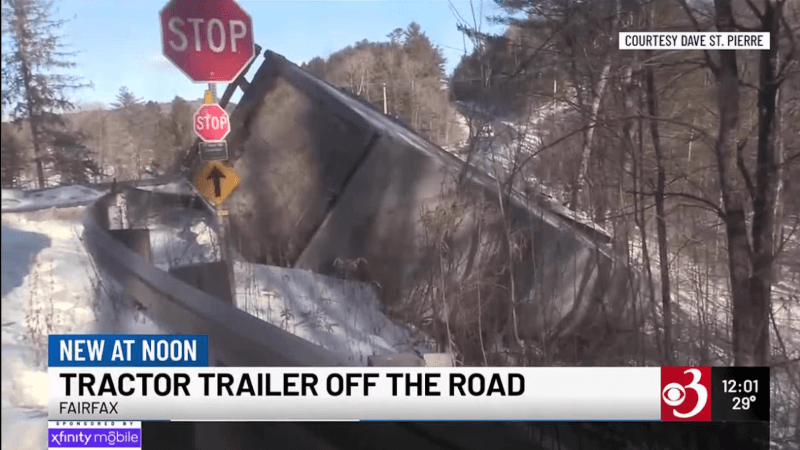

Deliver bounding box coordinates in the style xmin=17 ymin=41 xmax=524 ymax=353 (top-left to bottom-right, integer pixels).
xmin=1 ymin=0 xmax=90 ymax=187
xmin=48 ymin=128 xmax=98 ymax=184
xmin=0 ymin=122 xmax=28 ymax=187
xmin=167 ymin=96 xmax=194 ymax=150
xmin=387 ymin=28 xmax=404 ymax=46
xmin=111 ymin=86 xmax=142 ymax=110
xmin=109 ymin=86 xmax=147 ymax=176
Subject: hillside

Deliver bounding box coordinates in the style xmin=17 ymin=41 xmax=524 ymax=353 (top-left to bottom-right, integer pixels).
xmin=2 ymin=97 xmax=237 ymax=188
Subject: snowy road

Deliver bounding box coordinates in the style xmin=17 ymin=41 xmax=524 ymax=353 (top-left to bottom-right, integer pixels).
xmin=1 ymin=227 xmax=50 ymax=297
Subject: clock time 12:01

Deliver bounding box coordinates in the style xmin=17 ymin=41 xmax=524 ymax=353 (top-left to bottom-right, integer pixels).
xmin=722 ymin=379 xmax=758 ymax=394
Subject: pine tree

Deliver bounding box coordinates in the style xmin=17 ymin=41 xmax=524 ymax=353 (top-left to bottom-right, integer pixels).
xmin=387 ymin=28 xmax=404 ymax=46
xmin=0 ymin=122 xmax=28 ymax=187
xmin=167 ymin=96 xmax=194 ymax=149
xmin=1 ymin=0 xmax=90 ymax=188
xmin=111 ymin=86 xmax=142 ymax=110
xmin=49 ymin=128 xmax=98 ymax=184
xmin=301 ymin=23 xmax=452 ymax=145
xmin=109 ymin=86 xmax=148 ymax=177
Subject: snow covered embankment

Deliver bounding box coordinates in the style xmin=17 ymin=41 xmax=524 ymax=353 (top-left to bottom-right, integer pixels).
xmin=2 ymin=208 xmax=99 ymax=450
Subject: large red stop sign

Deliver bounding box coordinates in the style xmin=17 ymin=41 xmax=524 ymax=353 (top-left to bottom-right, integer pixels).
xmin=194 ymin=104 xmax=230 ymax=142
xmin=160 ymin=0 xmax=255 ymax=83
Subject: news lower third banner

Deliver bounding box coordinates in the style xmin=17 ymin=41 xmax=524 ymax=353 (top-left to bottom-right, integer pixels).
xmin=47 ymin=335 xmax=770 ymax=422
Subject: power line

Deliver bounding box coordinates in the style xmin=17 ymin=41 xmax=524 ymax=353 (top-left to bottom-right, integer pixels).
xmin=325 ymin=73 xmax=545 ymax=89
xmin=432 ymin=41 xmax=472 ymax=54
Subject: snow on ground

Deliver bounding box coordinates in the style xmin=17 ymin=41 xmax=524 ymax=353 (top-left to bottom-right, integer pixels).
xmin=2 ymin=206 xmax=167 ymax=450
xmin=625 ymin=232 xmax=800 ymax=363
xmin=0 ymin=201 xmax=219 ymax=449
xmin=135 ymin=180 xmax=195 ymax=196
xmin=236 ymin=262 xmax=424 ymax=365
xmin=2 ymin=208 xmax=98 ymax=450
xmin=1 ymin=177 xmax=192 ymax=214
xmin=144 ymin=204 xmax=425 ymax=363
xmin=0 ymin=188 xmax=184 ymax=450
xmin=2 ymin=185 xmax=108 ymax=213
xmin=446 ymin=103 xmax=612 ymax=239
xmin=627 ymin=231 xmax=800 ymax=447
xmin=149 ymin=208 xmax=219 ymax=271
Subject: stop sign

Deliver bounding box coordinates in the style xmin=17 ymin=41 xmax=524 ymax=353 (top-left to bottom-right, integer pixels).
xmin=194 ymin=104 xmax=230 ymax=142
xmin=160 ymin=0 xmax=255 ymax=83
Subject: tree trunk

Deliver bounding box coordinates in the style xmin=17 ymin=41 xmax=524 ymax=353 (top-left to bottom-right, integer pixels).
xmin=645 ymin=50 xmax=674 ymax=364
xmin=29 ymin=118 xmax=46 ymax=188
xmin=570 ymin=56 xmax=612 ymax=211
xmin=100 ymin=114 xmax=107 ymax=182
xmin=772 ymin=39 xmax=785 ymax=263
xmin=20 ymin=58 xmax=46 ymax=188
xmin=633 ymin=85 xmax=661 ymax=357
xmin=365 ymin=66 xmax=370 ymax=102
xmin=637 ymin=154 xmax=661 ymax=359
xmin=620 ymin=67 xmax=642 ymax=362
xmin=712 ymin=0 xmax=755 ymax=366
xmin=746 ymin=0 xmax=783 ymax=367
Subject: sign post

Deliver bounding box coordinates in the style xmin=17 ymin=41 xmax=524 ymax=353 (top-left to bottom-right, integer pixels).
xmin=203 ymin=87 xmax=238 ymax=305
xmin=160 ymin=0 xmax=255 ymax=304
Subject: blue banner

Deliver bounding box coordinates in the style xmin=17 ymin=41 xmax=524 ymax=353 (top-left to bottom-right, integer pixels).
xmin=48 ymin=335 xmax=209 ymax=367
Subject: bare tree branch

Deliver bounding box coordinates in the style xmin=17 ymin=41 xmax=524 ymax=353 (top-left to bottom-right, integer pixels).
xmin=625 ymin=188 xmax=725 ymax=218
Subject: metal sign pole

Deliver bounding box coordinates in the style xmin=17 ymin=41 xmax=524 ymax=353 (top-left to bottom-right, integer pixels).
xmin=207 ymin=83 xmax=237 ymax=305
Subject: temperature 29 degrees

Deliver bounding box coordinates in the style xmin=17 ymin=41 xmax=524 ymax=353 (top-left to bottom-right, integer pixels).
xmin=711 ymin=366 xmax=770 ymax=422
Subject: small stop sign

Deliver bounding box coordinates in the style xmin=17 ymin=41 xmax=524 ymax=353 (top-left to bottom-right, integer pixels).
xmin=160 ymin=0 xmax=255 ymax=83
xmin=194 ymin=104 xmax=230 ymax=142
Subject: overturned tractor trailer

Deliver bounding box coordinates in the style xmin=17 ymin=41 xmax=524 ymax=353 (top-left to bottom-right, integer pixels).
xmin=187 ymin=50 xmax=645 ymax=365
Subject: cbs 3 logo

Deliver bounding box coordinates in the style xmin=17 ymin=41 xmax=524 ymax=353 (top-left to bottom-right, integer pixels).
xmin=661 ymin=368 xmax=708 ymax=418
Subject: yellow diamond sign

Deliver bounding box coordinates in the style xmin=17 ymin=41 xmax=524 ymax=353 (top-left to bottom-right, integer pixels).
xmin=195 ymin=161 xmax=241 ymax=206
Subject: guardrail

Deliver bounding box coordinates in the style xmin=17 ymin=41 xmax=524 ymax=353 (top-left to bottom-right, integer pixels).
xmin=81 ymin=186 xmax=350 ymax=367
xmin=8 ymin=174 xmax=187 ymax=194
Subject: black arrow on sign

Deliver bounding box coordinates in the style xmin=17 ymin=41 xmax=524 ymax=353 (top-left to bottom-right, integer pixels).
xmin=207 ymin=167 xmax=225 ymax=197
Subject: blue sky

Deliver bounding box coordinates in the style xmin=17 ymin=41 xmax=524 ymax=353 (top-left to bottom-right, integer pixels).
xmin=52 ymin=0 xmax=508 ymax=107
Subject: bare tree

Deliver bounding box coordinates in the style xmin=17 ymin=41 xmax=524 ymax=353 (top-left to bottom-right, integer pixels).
xmin=695 ymin=0 xmax=791 ymax=366
xmin=569 ymin=0 xmax=621 ymax=211
xmin=643 ymin=8 xmax=674 ymax=364
xmin=745 ymin=0 xmax=791 ymax=367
